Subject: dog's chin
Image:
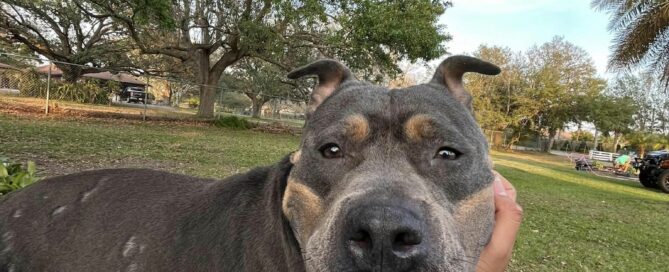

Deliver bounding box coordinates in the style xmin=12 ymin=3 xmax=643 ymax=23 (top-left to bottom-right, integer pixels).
xmin=303 ymin=257 xmax=474 ymax=272
xmin=301 ymin=239 xmax=478 ymax=272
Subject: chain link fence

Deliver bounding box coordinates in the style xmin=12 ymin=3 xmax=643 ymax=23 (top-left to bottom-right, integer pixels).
xmin=482 ymin=129 xmax=620 ymax=153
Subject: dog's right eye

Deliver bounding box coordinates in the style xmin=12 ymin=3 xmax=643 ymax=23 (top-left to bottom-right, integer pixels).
xmin=435 ymin=147 xmax=460 ymax=160
xmin=319 ymin=143 xmax=343 ymax=159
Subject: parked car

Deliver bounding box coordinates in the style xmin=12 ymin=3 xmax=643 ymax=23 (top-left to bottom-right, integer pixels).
xmin=633 ymin=150 xmax=669 ymax=193
xmin=119 ymin=87 xmax=153 ymax=104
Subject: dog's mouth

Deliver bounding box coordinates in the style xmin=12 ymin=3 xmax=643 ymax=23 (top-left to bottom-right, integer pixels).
xmin=296 ymin=200 xmax=480 ymax=272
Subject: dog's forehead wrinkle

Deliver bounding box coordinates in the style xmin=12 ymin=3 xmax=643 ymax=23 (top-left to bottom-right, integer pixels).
xmin=309 ymin=85 xmax=391 ymax=127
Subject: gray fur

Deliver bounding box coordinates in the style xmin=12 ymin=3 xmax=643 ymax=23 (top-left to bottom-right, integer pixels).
xmin=0 ymin=55 xmax=499 ymax=271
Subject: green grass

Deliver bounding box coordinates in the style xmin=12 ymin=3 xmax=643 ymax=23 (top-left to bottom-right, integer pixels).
xmin=0 ymin=114 xmax=299 ymax=178
xmin=493 ymin=151 xmax=669 ymax=271
xmin=1 ymin=113 xmax=667 ymax=271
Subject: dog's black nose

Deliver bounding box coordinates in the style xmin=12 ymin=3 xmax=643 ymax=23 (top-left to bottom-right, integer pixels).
xmin=344 ymin=204 xmax=428 ymax=271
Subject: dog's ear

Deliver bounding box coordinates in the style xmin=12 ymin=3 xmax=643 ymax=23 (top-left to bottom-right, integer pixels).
xmin=288 ymin=59 xmax=353 ymax=115
xmin=431 ymin=55 xmax=501 ymax=111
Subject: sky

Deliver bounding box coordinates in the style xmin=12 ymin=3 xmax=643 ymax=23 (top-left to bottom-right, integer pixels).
xmin=439 ymin=0 xmax=613 ymax=77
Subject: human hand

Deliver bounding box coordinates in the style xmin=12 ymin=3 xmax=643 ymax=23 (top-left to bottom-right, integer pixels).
xmin=476 ymin=171 xmax=523 ymax=272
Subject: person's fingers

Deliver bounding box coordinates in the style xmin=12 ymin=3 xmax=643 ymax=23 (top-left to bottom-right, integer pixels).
xmin=477 ymin=174 xmax=523 ymax=272
xmin=488 ymin=192 xmax=523 ymax=255
xmin=493 ymin=171 xmax=516 ymax=201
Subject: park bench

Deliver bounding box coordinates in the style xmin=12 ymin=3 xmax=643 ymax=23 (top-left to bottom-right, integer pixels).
xmin=589 ymin=150 xmax=616 ymax=162
xmin=573 ymin=151 xmax=618 ymax=171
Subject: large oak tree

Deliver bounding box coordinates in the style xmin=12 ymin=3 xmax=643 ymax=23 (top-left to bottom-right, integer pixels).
xmin=86 ymin=0 xmax=452 ymax=117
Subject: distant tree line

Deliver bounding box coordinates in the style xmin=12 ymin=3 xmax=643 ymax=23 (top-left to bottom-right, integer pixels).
xmin=465 ymin=36 xmax=667 ymax=155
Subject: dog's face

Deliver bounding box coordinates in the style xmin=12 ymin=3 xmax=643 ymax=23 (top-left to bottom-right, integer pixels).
xmin=282 ymin=56 xmax=500 ymax=271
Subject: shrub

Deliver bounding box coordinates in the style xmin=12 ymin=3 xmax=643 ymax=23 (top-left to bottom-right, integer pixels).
xmin=214 ymin=115 xmax=252 ymax=130
xmin=55 ymin=80 xmax=109 ymax=104
xmin=0 ymin=158 xmax=40 ymax=196
xmin=18 ymin=71 xmax=109 ymax=105
xmin=593 ymin=161 xmax=604 ymax=170
xmin=187 ymin=97 xmax=200 ymax=108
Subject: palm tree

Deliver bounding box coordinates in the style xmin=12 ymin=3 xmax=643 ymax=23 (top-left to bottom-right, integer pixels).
xmin=592 ymin=1 xmax=669 ymax=80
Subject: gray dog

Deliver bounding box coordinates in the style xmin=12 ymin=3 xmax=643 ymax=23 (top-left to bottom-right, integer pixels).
xmin=0 ymin=55 xmax=500 ymax=271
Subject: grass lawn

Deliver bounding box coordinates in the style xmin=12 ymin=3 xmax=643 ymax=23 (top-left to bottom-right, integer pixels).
xmin=1 ymin=112 xmax=667 ymax=271
xmin=493 ymin=151 xmax=668 ymax=271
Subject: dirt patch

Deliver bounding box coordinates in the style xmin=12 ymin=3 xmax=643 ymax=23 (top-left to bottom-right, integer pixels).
xmin=251 ymin=121 xmax=302 ymax=135
xmin=0 ymin=99 xmax=302 ymax=134
xmin=0 ymin=100 xmax=212 ymax=125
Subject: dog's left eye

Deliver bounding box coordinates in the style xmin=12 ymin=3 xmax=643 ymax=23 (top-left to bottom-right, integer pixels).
xmin=320 ymin=143 xmax=343 ymax=159
xmin=435 ymin=147 xmax=460 ymax=160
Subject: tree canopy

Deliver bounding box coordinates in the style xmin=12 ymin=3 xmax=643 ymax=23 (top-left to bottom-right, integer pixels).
xmin=0 ymin=0 xmax=130 ymax=81
xmin=81 ymin=0 xmax=452 ymax=117
xmin=221 ymin=59 xmax=309 ymax=118
xmin=466 ymin=38 xmax=606 ymax=151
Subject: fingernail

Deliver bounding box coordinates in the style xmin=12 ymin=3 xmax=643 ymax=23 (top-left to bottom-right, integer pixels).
xmin=493 ymin=175 xmax=507 ymax=196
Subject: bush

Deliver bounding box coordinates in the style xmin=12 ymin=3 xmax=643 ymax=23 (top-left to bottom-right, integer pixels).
xmin=213 ymin=115 xmax=252 ymax=130
xmin=593 ymin=161 xmax=604 ymax=170
xmin=0 ymin=158 xmax=40 ymax=196
xmin=18 ymin=71 xmax=109 ymax=105
xmin=55 ymin=80 xmax=109 ymax=104
xmin=187 ymin=97 xmax=200 ymax=108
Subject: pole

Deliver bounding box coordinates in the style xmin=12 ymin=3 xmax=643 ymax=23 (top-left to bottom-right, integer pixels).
xmin=143 ymin=77 xmax=149 ymax=121
xmin=45 ymin=62 xmax=52 ymax=115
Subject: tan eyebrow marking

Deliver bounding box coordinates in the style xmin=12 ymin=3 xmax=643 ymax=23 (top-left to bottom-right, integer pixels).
xmin=344 ymin=114 xmax=370 ymax=143
xmin=404 ymin=114 xmax=436 ymax=142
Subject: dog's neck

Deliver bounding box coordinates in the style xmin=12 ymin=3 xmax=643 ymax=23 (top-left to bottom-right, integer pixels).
xmin=173 ymin=156 xmax=304 ymax=271
xmin=262 ymin=156 xmax=306 ymax=271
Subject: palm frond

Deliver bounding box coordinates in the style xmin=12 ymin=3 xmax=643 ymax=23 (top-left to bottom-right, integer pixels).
xmin=591 ymin=0 xmax=650 ymax=31
xmin=645 ymin=30 xmax=669 ymax=85
xmin=608 ymin=2 xmax=669 ymax=69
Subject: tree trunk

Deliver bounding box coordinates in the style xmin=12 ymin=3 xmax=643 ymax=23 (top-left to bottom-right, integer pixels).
xmin=196 ymin=49 xmax=216 ymax=118
xmin=505 ymin=135 xmax=520 ymax=150
xmin=593 ymin=128 xmax=599 ymax=151
xmin=251 ymin=99 xmax=264 ymax=118
xmin=58 ymin=64 xmax=85 ymax=83
xmin=198 ymin=83 xmax=217 ymax=118
xmin=613 ymin=132 xmax=620 ymax=153
xmin=544 ymin=129 xmax=557 ymax=152
xmin=195 ymin=50 xmax=242 ymax=118
xmin=167 ymin=83 xmax=173 ymax=106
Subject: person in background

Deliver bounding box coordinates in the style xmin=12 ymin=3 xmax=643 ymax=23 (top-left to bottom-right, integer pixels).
xmin=614 ymin=154 xmax=631 ymax=173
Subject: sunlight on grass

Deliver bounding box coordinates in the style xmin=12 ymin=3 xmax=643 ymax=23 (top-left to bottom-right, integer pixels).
xmin=493 ymin=155 xmax=668 ymax=202
xmin=491 ymin=151 xmax=668 ymax=271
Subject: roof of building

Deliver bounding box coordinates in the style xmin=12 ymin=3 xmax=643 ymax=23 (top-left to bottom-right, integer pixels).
xmin=83 ymin=71 xmax=147 ymax=86
xmin=34 ymin=64 xmax=63 ymax=76
xmin=0 ymin=62 xmax=19 ymax=70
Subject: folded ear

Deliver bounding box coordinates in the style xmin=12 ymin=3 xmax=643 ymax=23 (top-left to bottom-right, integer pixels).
xmin=288 ymin=59 xmax=353 ymax=116
xmin=431 ymin=55 xmax=501 ymax=111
